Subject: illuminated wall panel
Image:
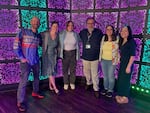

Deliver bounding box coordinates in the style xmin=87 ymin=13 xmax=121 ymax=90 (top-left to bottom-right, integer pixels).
xmin=142 ymin=39 xmax=150 ymax=63
xmin=121 ymin=0 xmax=147 ymax=8
xmin=119 ymin=10 xmax=146 ymax=34
xmin=134 ymin=38 xmax=143 ymax=61
xmin=72 ymin=0 xmax=93 ymax=10
xmin=131 ymin=64 xmax=139 ymax=84
xmin=0 ymin=37 xmax=17 ymax=60
xmin=96 ymin=0 xmax=119 ymax=9
xmin=146 ymin=10 xmax=150 ymax=34
xmin=20 ymin=0 xmax=46 ymax=8
xmin=21 ymin=10 xmax=47 ymax=33
xmin=0 ymin=9 xmax=19 ymax=34
xmin=0 ymin=0 xmax=18 ymax=5
xmin=0 ymin=63 xmax=20 ymax=84
xmin=48 ymin=0 xmax=69 ymax=9
xmin=72 ymin=13 xmax=93 ymax=33
xmin=48 ymin=12 xmax=70 ymax=32
xmin=95 ymin=12 xmax=118 ymax=33
xmin=139 ymin=65 xmax=150 ymax=89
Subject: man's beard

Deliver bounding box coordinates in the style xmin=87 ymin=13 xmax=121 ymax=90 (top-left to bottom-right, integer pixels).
xmin=88 ymin=28 xmax=94 ymax=33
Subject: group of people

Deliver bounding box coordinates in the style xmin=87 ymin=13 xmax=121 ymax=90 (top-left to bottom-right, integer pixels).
xmin=13 ymin=17 xmax=136 ymax=112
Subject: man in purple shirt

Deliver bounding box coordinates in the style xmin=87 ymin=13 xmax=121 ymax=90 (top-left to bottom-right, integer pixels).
xmin=13 ymin=17 xmax=44 ymax=112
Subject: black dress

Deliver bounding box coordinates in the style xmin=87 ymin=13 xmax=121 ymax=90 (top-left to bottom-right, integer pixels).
xmin=117 ymin=39 xmax=136 ymax=97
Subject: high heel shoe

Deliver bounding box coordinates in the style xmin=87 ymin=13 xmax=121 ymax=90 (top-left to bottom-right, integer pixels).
xmin=54 ymin=89 xmax=60 ymax=95
xmin=49 ymin=87 xmax=54 ymax=92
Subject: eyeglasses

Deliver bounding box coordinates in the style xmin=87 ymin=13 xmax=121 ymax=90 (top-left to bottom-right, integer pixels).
xmin=68 ymin=25 xmax=74 ymax=26
xmin=87 ymin=23 xmax=94 ymax=25
xmin=106 ymin=29 xmax=113 ymax=31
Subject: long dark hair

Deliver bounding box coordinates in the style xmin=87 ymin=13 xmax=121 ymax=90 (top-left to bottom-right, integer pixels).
xmin=119 ymin=25 xmax=133 ymax=48
xmin=104 ymin=25 xmax=117 ymax=41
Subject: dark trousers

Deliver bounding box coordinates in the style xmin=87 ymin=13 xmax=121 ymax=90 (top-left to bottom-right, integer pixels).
xmin=62 ymin=50 xmax=76 ymax=84
xmin=17 ymin=62 xmax=40 ymax=103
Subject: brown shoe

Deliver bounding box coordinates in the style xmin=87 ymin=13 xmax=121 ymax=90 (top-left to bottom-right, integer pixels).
xmin=94 ymin=91 xmax=99 ymax=98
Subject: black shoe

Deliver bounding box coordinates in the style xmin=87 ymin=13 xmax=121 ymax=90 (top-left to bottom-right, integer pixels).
xmin=94 ymin=91 xmax=99 ymax=98
xmin=17 ymin=103 xmax=26 ymax=112
xmin=105 ymin=92 xmax=113 ymax=98
xmin=85 ymin=85 xmax=90 ymax=90
xmin=100 ymin=89 xmax=107 ymax=95
xmin=85 ymin=85 xmax=92 ymax=91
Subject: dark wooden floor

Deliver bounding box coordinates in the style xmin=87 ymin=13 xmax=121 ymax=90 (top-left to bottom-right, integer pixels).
xmin=0 ymin=84 xmax=150 ymax=113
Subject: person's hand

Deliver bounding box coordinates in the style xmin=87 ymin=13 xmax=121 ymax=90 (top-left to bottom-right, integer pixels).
xmin=126 ymin=66 xmax=131 ymax=74
xmin=21 ymin=58 xmax=28 ymax=63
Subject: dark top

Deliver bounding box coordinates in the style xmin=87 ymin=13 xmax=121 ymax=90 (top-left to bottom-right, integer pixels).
xmin=117 ymin=38 xmax=136 ymax=97
xmin=120 ymin=39 xmax=136 ymax=67
xmin=79 ymin=28 xmax=103 ymax=61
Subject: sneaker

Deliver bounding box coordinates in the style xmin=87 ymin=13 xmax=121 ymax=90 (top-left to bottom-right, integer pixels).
xmin=17 ymin=103 xmax=26 ymax=112
xmin=94 ymin=91 xmax=99 ymax=98
xmin=32 ymin=92 xmax=44 ymax=99
xmin=100 ymin=89 xmax=107 ymax=95
xmin=64 ymin=84 xmax=69 ymax=90
xmin=105 ymin=92 xmax=113 ymax=98
xmin=70 ymin=84 xmax=75 ymax=90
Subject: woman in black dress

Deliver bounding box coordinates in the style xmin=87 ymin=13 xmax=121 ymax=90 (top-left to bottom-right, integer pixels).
xmin=115 ymin=26 xmax=136 ymax=104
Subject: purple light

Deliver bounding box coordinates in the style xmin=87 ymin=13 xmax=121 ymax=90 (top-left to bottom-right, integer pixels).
xmin=119 ymin=10 xmax=146 ymax=34
xmin=96 ymin=0 xmax=119 ymax=9
xmin=72 ymin=13 xmax=93 ymax=33
xmin=48 ymin=0 xmax=69 ymax=9
xmin=0 ymin=9 xmax=19 ymax=34
xmin=121 ymin=0 xmax=147 ymax=8
xmin=0 ymin=0 xmax=18 ymax=5
xmin=0 ymin=63 xmax=20 ymax=84
xmin=0 ymin=37 xmax=17 ymax=60
xmin=56 ymin=59 xmax=63 ymax=77
xmin=72 ymin=0 xmax=93 ymax=10
xmin=48 ymin=12 xmax=70 ymax=32
xmin=134 ymin=38 xmax=142 ymax=61
xmin=95 ymin=12 xmax=118 ymax=33
xmin=131 ymin=64 xmax=139 ymax=84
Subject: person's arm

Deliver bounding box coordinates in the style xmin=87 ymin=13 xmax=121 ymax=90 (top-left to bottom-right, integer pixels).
xmin=126 ymin=56 xmax=135 ymax=73
xmin=126 ymin=39 xmax=136 ymax=73
xmin=39 ymin=33 xmax=43 ymax=47
xmin=13 ymin=29 xmax=27 ymax=63
xmin=79 ymin=30 xmax=83 ymax=42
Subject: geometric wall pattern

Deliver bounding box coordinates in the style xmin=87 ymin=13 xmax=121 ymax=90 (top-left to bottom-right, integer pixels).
xmin=119 ymin=10 xmax=146 ymax=34
xmin=72 ymin=13 xmax=93 ymax=33
xmin=0 ymin=9 xmax=20 ymax=34
xmin=0 ymin=0 xmax=18 ymax=5
xmin=20 ymin=0 xmax=46 ymax=8
xmin=21 ymin=10 xmax=47 ymax=33
xmin=96 ymin=0 xmax=119 ymax=9
xmin=142 ymin=39 xmax=150 ymax=63
xmin=0 ymin=38 xmax=17 ymax=60
xmin=48 ymin=12 xmax=70 ymax=31
xmin=95 ymin=12 xmax=118 ymax=33
xmin=121 ymin=0 xmax=147 ymax=8
xmin=48 ymin=0 xmax=70 ymax=9
xmin=72 ymin=0 xmax=93 ymax=10
xmin=0 ymin=0 xmax=150 ymax=91
xmin=139 ymin=65 xmax=150 ymax=89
